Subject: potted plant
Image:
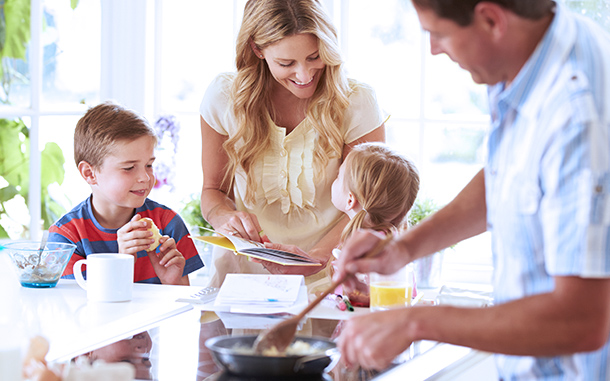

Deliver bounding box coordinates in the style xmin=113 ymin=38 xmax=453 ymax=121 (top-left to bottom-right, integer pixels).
xmin=0 ymin=118 xmax=67 ymax=238
xmin=180 ymin=193 xmax=215 ymax=276
xmin=407 ymin=197 xmax=453 ymax=288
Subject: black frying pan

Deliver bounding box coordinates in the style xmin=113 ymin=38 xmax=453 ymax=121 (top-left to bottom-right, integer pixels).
xmin=205 ymin=335 xmax=340 ymax=377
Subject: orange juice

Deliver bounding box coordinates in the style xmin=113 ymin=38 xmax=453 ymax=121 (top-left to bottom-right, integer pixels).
xmin=370 ymin=281 xmax=413 ymax=311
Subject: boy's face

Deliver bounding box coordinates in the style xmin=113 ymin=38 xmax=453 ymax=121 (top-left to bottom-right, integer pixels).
xmin=91 ymin=136 xmax=156 ymax=211
xmin=89 ymin=332 xmax=152 ymax=379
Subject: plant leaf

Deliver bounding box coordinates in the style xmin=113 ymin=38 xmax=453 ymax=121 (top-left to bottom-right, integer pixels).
xmin=0 ymin=118 xmax=28 ymax=189
xmin=41 ymin=192 xmax=65 ymax=229
xmin=0 ymin=2 xmax=7 ymax=56
xmin=41 ymin=142 xmax=65 ymax=187
xmin=70 ymin=0 xmax=80 ymax=10
xmin=0 ymin=184 xmax=18 ymax=202
xmin=0 ymin=222 xmax=8 ymax=238
xmin=3 ymin=0 xmax=30 ymax=60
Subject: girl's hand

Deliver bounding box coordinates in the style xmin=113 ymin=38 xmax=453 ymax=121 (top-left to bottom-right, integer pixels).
xmin=257 ymin=242 xmax=326 ymax=277
xmin=117 ymin=214 xmax=155 ymax=257
xmin=147 ymin=237 xmax=187 ymax=285
xmin=333 ymin=229 xmax=408 ymax=290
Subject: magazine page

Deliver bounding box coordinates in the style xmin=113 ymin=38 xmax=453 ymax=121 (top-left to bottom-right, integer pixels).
xmin=190 ymin=229 xmax=321 ymax=266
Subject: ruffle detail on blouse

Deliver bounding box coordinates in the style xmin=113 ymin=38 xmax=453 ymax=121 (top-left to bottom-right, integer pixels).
xmin=261 ymin=125 xmax=316 ymax=215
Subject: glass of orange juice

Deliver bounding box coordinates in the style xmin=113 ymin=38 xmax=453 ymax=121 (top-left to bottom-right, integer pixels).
xmin=369 ymin=265 xmax=413 ymax=311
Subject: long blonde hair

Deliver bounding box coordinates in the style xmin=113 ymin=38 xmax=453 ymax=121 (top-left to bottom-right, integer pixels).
xmin=226 ymin=0 xmax=351 ymax=204
xmin=340 ymin=143 xmax=420 ymax=244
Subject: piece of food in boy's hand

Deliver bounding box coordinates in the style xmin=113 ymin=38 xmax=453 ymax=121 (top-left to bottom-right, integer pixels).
xmin=141 ymin=217 xmax=161 ymax=251
xmin=25 ymin=335 xmax=49 ymax=365
xmin=23 ymin=335 xmax=63 ymax=381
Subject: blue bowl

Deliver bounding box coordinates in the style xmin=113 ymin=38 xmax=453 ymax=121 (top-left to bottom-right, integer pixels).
xmin=3 ymin=241 xmax=77 ymax=288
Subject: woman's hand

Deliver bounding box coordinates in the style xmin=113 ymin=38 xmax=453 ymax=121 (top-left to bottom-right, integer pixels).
xmin=257 ymin=242 xmax=326 ymax=277
xmin=200 ymin=117 xmax=269 ymax=243
xmin=214 ymin=210 xmax=269 ymax=243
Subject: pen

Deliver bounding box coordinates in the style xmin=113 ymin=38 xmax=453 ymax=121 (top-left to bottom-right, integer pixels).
xmin=342 ymin=295 xmax=355 ymax=312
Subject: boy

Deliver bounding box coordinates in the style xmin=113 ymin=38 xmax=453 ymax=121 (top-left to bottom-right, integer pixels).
xmin=49 ymin=101 xmax=203 ymax=285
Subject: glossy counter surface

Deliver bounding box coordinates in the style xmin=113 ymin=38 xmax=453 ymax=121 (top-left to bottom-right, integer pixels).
xmin=1 ymin=251 xmax=493 ymax=380
xmin=0 ymin=252 xmax=197 ymax=363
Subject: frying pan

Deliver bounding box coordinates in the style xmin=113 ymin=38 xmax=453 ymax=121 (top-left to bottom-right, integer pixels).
xmin=205 ymin=335 xmax=340 ymax=377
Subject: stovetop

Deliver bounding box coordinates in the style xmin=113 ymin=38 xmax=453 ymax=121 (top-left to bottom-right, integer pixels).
xmin=207 ymin=371 xmax=333 ymax=381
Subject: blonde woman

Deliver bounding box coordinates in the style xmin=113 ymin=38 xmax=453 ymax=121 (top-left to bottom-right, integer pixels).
xmin=199 ymin=0 xmax=385 ymax=288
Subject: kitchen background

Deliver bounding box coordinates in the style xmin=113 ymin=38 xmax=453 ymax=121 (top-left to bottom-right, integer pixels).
xmin=1 ymin=0 xmax=608 ymax=286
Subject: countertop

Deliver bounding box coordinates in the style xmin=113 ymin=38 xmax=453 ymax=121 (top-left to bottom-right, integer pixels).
xmin=1 ymin=251 xmax=496 ymax=380
xmin=0 ymin=252 xmax=199 ymax=362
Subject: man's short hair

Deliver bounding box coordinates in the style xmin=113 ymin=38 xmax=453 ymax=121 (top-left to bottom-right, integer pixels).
xmin=412 ymin=0 xmax=555 ymax=26
xmin=74 ymin=101 xmax=157 ymax=168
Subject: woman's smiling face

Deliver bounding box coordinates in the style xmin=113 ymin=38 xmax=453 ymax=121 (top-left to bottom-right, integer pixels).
xmin=261 ymin=33 xmax=326 ymax=99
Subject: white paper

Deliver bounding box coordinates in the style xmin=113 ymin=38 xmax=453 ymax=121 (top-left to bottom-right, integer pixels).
xmin=215 ymin=274 xmax=305 ymax=308
xmin=229 ymin=283 xmax=308 ymax=314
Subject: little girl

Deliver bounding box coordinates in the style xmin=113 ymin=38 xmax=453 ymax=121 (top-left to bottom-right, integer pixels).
xmin=331 ymin=142 xmax=420 ymax=306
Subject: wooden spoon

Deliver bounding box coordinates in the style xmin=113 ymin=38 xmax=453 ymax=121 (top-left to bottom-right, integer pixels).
xmin=253 ymin=234 xmax=393 ymax=354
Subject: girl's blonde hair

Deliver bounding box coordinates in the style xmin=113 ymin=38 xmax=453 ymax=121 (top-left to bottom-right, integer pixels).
xmin=225 ymin=0 xmax=351 ymax=204
xmin=340 ymin=143 xmax=420 ymax=243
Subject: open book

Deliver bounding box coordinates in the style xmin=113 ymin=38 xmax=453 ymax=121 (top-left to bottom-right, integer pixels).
xmin=190 ymin=228 xmax=321 ymax=266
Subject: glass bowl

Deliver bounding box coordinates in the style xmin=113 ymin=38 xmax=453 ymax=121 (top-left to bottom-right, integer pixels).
xmin=3 ymin=241 xmax=77 ymax=288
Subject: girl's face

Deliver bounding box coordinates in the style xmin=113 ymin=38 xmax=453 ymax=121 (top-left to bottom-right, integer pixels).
xmin=261 ymin=33 xmax=326 ymax=99
xmin=331 ymin=162 xmax=350 ymax=214
xmin=91 ymin=136 xmax=156 ymax=213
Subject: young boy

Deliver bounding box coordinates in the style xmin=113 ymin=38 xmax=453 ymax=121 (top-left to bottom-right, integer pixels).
xmin=49 ymin=101 xmax=203 ymax=285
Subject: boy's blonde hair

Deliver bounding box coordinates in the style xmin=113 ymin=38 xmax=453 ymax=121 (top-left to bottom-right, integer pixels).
xmin=340 ymin=142 xmax=420 ymax=243
xmin=226 ymin=0 xmax=351 ymax=204
xmin=74 ymin=101 xmax=157 ymax=168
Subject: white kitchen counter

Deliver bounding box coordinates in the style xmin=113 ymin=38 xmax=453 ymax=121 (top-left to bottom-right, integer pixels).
xmin=1 ymin=250 xmax=498 ymax=379
xmin=0 ymin=251 xmax=201 ymax=362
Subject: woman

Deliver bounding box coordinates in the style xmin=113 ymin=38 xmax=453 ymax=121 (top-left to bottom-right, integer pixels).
xmin=200 ymin=0 xmax=385 ymax=288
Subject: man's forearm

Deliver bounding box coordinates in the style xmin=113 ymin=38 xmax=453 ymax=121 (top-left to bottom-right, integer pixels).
xmin=409 ymin=277 xmax=610 ymax=356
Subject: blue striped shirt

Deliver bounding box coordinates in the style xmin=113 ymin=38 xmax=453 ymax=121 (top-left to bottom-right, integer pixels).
xmin=49 ymin=196 xmax=204 ymax=284
xmin=485 ymin=3 xmax=610 ymax=379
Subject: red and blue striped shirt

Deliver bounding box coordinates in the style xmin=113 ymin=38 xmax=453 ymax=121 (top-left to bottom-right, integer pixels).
xmin=49 ymin=196 xmax=204 ymax=284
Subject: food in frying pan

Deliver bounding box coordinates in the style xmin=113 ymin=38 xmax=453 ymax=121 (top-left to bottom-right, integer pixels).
xmin=232 ymin=339 xmax=319 ymax=356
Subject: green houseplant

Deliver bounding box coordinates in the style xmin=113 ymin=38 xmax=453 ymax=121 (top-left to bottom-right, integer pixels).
xmin=0 ymin=0 xmax=80 ymax=238
xmin=0 ymin=118 xmax=66 ymax=238
xmin=180 ymin=193 xmax=213 ymax=234
xmin=407 ymin=197 xmax=440 ymax=228
xmin=180 ymin=193 xmax=215 ymax=277
xmin=407 ymin=197 xmax=451 ymax=288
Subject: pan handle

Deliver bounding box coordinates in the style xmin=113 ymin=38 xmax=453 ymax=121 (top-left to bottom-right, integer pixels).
xmin=293 ymin=348 xmax=341 ymax=372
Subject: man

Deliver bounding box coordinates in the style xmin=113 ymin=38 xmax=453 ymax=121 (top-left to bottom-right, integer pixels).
xmin=334 ymin=1 xmax=610 ymax=379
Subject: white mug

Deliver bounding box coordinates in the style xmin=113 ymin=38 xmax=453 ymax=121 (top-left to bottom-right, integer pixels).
xmin=73 ymin=253 xmax=134 ymax=302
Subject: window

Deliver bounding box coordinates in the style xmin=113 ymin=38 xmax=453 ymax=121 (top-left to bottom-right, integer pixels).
xmin=5 ymin=0 xmax=609 ymax=286
xmin=153 ymin=0 xmax=492 ymax=285
xmin=0 ymin=0 xmax=99 ymax=239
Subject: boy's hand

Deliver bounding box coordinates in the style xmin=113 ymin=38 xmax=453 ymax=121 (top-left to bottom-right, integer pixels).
xmin=147 ymin=236 xmax=187 ymax=285
xmin=117 ymin=214 xmax=156 ymax=256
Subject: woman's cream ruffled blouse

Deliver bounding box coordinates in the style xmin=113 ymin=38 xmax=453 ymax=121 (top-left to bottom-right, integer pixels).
xmin=199 ymin=73 xmax=384 ymax=286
